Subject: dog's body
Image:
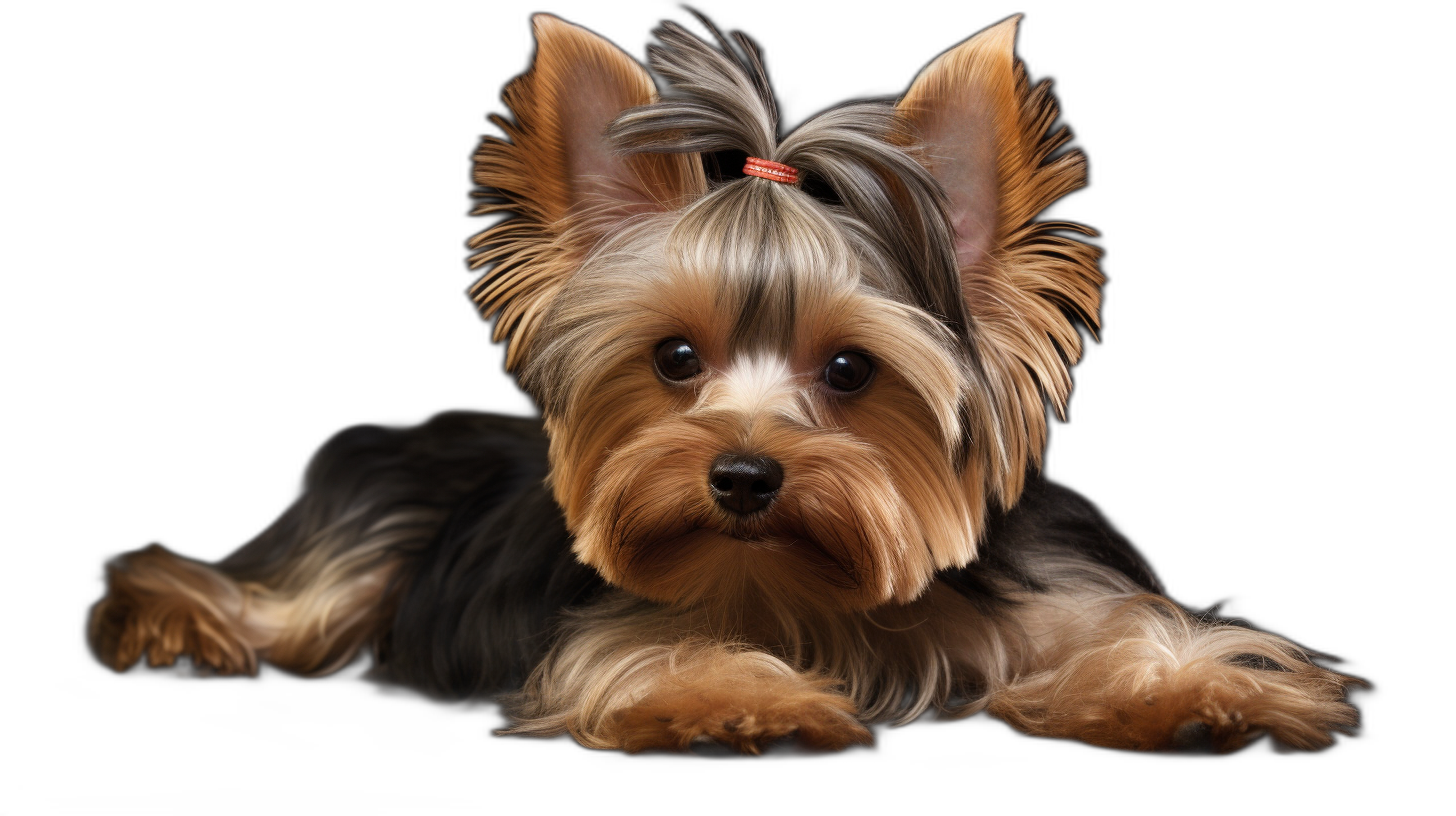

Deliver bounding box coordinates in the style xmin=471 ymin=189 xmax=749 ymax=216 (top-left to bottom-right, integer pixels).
xmin=88 ymin=14 xmax=1362 ymax=753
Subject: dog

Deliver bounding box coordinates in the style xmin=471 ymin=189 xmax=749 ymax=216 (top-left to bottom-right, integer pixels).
xmin=87 ymin=12 xmax=1363 ymax=753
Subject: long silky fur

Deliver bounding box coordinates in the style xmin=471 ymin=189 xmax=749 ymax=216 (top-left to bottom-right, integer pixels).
xmin=86 ymin=13 xmax=1364 ymax=756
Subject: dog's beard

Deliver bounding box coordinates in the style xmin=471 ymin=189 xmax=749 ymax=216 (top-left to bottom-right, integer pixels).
xmin=570 ymin=416 xmax=936 ymax=612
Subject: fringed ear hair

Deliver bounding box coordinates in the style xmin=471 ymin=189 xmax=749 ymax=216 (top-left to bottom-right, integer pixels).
xmin=897 ymin=16 xmax=1103 ymax=506
xmin=468 ymin=14 xmax=706 ymax=370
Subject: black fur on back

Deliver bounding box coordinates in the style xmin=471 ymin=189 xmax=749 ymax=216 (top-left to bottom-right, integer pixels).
xmin=380 ymin=475 xmax=603 ymax=698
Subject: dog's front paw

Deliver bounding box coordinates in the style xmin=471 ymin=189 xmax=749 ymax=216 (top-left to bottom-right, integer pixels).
xmin=1152 ymin=661 xmax=1364 ymax=752
xmin=1157 ymin=689 xmax=1262 ymax=752
xmin=606 ymin=681 xmax=872 ymax=754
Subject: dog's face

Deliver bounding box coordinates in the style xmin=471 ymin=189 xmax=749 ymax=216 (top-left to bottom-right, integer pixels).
xmin=529 ymin=183 xmax=978 ymax=611
xmin=470 ymin=14 xmax=1101 ymax=612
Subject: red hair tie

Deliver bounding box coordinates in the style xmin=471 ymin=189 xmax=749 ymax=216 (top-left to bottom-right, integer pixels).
xmin=743 ymin=156 xmax=799 ymax=184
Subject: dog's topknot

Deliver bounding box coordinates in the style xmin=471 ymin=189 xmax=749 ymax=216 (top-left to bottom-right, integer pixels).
xmin=606 ymin=13 xmax=971 ymax=339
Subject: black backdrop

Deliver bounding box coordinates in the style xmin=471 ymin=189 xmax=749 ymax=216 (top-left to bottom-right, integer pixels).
xmin=51 ymin=1 xmax=1397 ymax=798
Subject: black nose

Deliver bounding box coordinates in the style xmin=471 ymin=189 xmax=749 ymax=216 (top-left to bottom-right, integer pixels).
xmin=708 ymin=454 xmax=784 ymax=516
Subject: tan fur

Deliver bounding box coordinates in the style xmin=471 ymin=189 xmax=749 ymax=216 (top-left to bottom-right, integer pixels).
xmin=607 ymin=658 xmax=871 ymax=754
xmin=90 ymin=544 xmax=260 ymax=675
xmin=528 ymin=194 xmax=982 ymax=609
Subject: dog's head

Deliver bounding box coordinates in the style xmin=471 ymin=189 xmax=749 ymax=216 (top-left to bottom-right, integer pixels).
xmin=469 ymin=14 xmax=1100 ymax=612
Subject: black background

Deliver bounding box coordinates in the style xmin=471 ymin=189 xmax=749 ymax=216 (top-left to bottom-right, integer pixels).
xmin=48 ymin=1 xmax=1409 ymax=798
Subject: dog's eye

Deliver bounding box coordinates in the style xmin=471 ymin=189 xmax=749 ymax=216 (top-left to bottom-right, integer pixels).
xmin=654 ymin=339 xmax=702 ymax=381
xmin=824 ymin=351 xmax=873 ymax=392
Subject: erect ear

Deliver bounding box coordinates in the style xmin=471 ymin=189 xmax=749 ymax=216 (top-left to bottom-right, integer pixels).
xmin=469 ymin=14 xmax=706 ymax=370
xmin=897 ymin=16 xmax=1103 ymax=506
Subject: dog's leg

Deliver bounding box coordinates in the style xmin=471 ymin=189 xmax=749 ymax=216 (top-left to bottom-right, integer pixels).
xmin=87 ymin=428 xmax=445 ymax=677
xmin=932 ymin=478 xmax=1366 ymax=751
xmin=978 ymin=557 xmax=1364 ymax=751
xmin=88 ymin=414 xmax=527 ymax=677
xmin=990 ymin=595 xmax=1364 ymax=751
xmin=87 ymin=531 xmax=416 ymax=677
xmin=500 ymin=597 xmax=873 ymax=753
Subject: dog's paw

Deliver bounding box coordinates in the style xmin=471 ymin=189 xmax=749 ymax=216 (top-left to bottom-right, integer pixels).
xmin=1129 ymin=660 xmax=1364 ymax=752
xmin=606 ymin=682 xmax=872 ymax=754
xmin=1129 ymin=684 xmax=1269 ymax=757
xmin=88 ymin=545 xmax=257 ymax=676
xmin=89 ymin=582 xmax=257 ymax=675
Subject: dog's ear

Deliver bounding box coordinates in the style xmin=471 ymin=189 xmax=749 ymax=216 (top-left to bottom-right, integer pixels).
xmin=470 ymin=14 xmax=705 ymax=370
xmin=898 ymin=16 xmax=1102 ymax=504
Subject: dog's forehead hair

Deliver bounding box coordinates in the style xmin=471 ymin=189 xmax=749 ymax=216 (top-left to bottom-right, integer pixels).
xmin=662 ymin=178 xmax=880 ymax=356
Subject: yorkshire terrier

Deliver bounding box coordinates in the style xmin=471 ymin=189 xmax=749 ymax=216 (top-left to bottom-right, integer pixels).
xmin=88 ymin=13 xmax=1364 ymax=753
